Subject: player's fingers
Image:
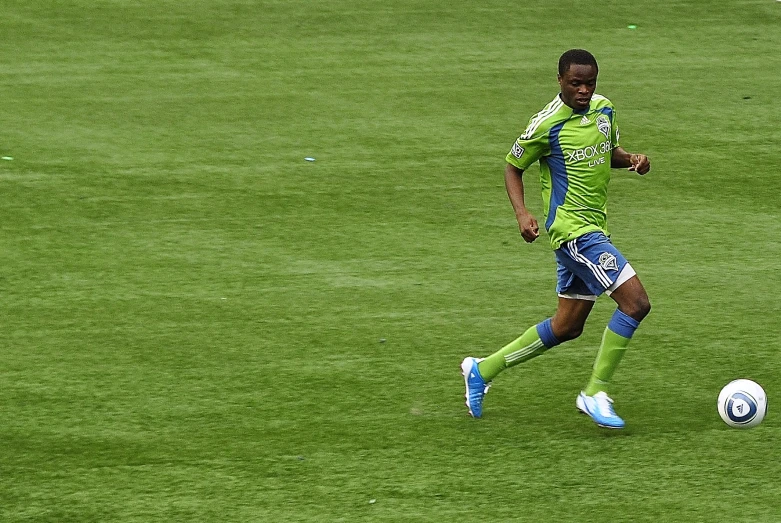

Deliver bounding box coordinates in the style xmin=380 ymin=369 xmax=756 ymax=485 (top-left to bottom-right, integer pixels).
xmin=630 ymin=154 xmax=642 ymax=171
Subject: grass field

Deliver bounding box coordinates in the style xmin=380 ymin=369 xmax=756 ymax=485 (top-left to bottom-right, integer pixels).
xmin=2 ymin=1 xmax=781 ymax=521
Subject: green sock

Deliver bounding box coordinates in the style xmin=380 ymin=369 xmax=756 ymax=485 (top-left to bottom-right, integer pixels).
xmin=477 ymin=325 xmax=548 ymax=382
xmin=584 ymin=327 xmax=631 ymax=396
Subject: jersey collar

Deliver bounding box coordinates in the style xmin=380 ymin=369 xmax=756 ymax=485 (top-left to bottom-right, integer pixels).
xmin=558 ymin=93 xmax=590 ymax=115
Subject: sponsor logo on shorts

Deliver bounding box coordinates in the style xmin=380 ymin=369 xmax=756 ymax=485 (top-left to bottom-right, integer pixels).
xmin=511 ymin=142 xmax=525 ymax=159
xmin=598 ymin=252 xmax=619 ymax=271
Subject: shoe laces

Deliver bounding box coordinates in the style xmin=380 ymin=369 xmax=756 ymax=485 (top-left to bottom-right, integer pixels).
xmin=593 ymin=392 xmax=617 ymax=418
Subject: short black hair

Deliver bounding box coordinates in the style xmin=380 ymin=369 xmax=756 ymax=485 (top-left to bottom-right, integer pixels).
xmin=558 ymin=49 xmax=598 ymax=76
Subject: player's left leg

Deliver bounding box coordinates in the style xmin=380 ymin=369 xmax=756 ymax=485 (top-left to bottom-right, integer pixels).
xmin=583 ymin=274 xmax=651 ymax=397
xmin=556 ymin=232 xmax=650 ymax=428
xmin=576 ymin=272 xmax=650 ymax=428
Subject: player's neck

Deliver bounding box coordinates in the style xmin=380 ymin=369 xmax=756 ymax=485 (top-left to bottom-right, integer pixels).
xmin=558 ymin=93 xmax=590 ymax=114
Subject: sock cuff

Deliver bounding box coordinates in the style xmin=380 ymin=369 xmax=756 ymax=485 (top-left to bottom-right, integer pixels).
xmin=536 ymin=318 xmax=561 ymax=348
xmin=608 ymin=309 xmax=641 ymax=339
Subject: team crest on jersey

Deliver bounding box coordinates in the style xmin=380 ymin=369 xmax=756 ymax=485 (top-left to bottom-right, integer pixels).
xmin=597 ymin=115 xmax=611 ymax=139
xmin=511 ymin=142 xmax=525 ymax=159
xmin=598 ymin=252 xmax=619 ymax=271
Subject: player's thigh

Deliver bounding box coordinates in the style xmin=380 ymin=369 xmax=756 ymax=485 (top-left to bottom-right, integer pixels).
xmin=608 ymin=275 xmax=651 ymax=320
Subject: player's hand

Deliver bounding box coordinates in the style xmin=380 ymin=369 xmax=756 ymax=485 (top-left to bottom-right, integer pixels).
xmin=628 ymin=154 xmax=650 ymax=175
xmin=517 ymin=212 xmax=539 ymax=243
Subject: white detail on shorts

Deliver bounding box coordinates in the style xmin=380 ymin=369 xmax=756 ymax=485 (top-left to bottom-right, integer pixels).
xmin=558 ymin=292 xmax=598 ymax=302
xmin=598 ymin=252 xmax=618 ymax=271
xmin=605 ymin=264 xmax=636 ymax=296
xmin=566 ymin=240 xmax=611 ymax=288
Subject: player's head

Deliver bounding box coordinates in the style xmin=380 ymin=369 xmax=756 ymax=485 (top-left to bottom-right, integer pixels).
xmin=557 ymin=49 xmax=598 ymax=111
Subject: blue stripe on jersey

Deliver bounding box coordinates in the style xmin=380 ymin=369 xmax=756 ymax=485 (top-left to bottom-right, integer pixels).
xmin=598 ymin=107 xmax=614 ymax=120
xmin=545 ymin=121 xmax=568 ymax=231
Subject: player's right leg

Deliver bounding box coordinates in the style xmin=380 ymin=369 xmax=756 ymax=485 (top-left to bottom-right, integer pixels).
xmin=461 ymin=296 xmax=593 ymax=418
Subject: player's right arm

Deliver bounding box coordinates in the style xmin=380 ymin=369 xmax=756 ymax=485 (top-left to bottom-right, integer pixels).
xmin=505 ymin=163 xmax=539 ymax=243
xmin=505 ymin=116 xmax=551 ymax=244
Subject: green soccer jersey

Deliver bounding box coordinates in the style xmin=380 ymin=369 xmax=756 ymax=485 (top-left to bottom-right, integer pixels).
xmin=506 ymin=94 xmax=620 ymax=249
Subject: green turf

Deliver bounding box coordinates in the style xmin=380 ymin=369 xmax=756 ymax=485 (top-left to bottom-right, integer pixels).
xmin=1 ymin=0 xmax=781 ymax=521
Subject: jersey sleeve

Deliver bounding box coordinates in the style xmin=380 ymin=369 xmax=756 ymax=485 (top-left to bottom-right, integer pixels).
xmin=505 ymin=124 xmax=550 ymax=170
xmin=611 ymin=106 xmax=620 ymax=148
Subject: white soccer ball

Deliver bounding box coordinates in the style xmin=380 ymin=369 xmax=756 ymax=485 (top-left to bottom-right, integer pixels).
xmin=717 ymin=379 xmax=767 ymax=429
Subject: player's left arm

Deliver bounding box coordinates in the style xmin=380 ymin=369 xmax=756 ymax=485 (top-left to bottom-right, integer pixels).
xmin=611 ymin=147 xmax=650 ymax=175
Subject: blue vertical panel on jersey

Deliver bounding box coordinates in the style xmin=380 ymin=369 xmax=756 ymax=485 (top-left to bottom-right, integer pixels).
xmin=545 ymin=121 xmax=568 ymax=231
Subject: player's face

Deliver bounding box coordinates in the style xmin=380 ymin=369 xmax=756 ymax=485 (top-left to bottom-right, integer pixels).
xmin=558 ymin=64 xmax=598 ymax=111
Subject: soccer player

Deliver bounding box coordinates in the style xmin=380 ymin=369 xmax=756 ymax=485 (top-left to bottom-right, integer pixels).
xmin=461 ymin=49 xmax=651 ymax=428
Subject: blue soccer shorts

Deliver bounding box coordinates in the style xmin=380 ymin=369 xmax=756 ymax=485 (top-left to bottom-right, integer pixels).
xmin=554 ymin=231 xmax=636 ymax=301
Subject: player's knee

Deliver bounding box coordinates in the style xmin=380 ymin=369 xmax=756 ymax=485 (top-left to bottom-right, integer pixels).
xmin=555 ymin=323 xmax=585 ymax=342
xmin=625 ymin=296 xmax=651 ymax=322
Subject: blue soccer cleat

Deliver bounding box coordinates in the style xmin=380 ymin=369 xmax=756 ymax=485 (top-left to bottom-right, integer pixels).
xmin=576 ymin=391 xmax=625 ymax=429
xmin=461 ymin=357 xmax=491 ymax=418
